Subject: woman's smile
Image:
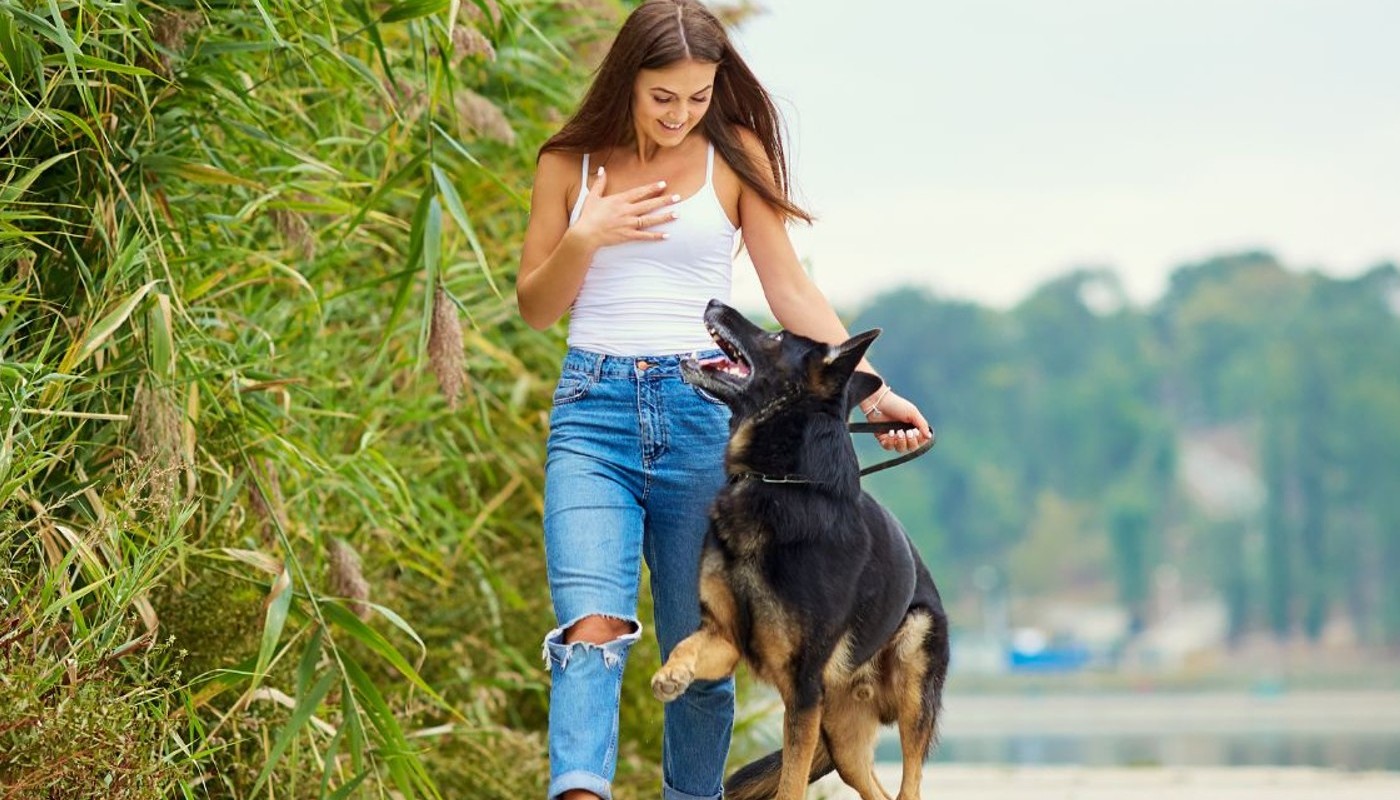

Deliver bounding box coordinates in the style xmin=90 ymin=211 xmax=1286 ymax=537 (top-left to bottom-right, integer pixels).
xmin=632 ymin=58 xmax=717 ymax=153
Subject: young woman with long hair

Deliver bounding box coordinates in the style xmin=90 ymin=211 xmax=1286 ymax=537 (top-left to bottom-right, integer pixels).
xmin=517 ymin=2 xmax=932 ymax=798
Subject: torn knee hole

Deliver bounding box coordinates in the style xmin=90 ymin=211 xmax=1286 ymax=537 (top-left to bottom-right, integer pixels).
xmin=540 ymin=615 xmax=642 ymax=670
xmin=563 ymin=614 xmax=638 ymax=645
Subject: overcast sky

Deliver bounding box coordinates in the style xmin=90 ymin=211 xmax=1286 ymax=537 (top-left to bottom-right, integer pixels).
xmin=725 ymin=0 xmax=1400 ymax=311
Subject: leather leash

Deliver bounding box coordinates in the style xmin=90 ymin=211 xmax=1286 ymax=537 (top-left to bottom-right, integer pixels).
xmin=848 ymin=421 xmax=936 ymax=477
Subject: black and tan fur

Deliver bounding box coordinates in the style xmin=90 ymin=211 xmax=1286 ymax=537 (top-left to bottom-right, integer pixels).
xmin=651 ymin=300 xmax=950 ymax=800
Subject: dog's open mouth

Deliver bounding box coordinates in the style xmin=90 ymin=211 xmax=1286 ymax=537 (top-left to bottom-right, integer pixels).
xmin=699 ymin=322 xmax=752 ymax=380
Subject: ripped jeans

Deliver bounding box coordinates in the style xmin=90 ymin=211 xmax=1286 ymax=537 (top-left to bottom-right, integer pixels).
xmin=541 ymin=348 xmax=734 ymax=800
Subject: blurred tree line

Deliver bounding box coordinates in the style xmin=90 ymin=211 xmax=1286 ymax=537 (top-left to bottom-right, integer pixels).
xmin=852 ymin=253 xmax=1400 ymax=648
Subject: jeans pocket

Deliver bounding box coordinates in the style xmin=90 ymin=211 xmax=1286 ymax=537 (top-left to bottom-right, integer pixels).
xmin=552 ymin=370 xmax=594 ymax=406
xmin=690 ymin=384 xmax=727 ymax=407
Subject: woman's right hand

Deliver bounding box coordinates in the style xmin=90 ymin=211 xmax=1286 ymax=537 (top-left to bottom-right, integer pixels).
xmin=573 ymin=166 xmax=681 ymax=247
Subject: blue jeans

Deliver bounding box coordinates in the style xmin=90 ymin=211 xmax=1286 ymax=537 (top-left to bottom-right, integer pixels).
xmin=541 ymin=348 xmax=735 ymax=800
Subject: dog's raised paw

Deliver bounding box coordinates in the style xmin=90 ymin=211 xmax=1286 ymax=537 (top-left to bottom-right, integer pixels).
xmin=650 ymin=664 xmax=694 ymax=702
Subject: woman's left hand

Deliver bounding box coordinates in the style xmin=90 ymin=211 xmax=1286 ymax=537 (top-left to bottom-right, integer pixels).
xmin=867 ymin=391 xmax=932 ymax=453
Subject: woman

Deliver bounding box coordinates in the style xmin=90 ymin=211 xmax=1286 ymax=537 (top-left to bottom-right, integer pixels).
xmin=517 ymin=2 xmax=932 ymax=799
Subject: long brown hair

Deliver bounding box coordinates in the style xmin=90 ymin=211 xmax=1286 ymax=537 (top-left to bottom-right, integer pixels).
xmin=541 ymin=0 xmax=812 ymax=223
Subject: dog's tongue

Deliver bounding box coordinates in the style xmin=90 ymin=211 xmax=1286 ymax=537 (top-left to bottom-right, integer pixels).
xmin=698 ymin=354 xmax=750 ymax=377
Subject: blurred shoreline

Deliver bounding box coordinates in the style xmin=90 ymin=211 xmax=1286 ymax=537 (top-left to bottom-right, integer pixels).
xmin=813 ymin=764 xmax=1400 ymax=800
xmin=938 ymin=690 xmax=1400 ymax=736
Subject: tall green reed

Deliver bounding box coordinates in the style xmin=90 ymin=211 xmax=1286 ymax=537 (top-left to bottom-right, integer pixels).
xmin=1 ymin=1 xmax=657 ymax=796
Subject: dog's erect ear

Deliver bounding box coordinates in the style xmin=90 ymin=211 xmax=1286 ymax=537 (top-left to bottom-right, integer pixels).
xmin=845 ymin=371 xmax=884 ymax=411
xmin=823 ymin=328 xmax=881 ymax=377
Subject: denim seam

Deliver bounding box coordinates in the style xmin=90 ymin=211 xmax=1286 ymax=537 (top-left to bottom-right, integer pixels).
xmin=642 ymin=522 xmax=658 ymax=614
xmin=638 ymin=377 xmax=655 ymax=500
xmin=605 ymin=646 xmax=623 ymax=776
xmin=654 ymin=376 xmax=670 ymax=458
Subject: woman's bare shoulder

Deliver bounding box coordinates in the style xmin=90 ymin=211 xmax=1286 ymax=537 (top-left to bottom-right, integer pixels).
xmin=715 ymin=125 xmax=775 ymax=196
xmin=729 ymin=125 xmax=771 ymax=166
xmin=533 ymin=149 xmax=589 ymax=211
xmin=536 ymin=149 xmax=585 ymax=184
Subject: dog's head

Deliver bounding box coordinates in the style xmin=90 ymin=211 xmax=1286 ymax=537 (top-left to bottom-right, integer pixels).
xmin=682 ymin=299 xmax=884 ymax=423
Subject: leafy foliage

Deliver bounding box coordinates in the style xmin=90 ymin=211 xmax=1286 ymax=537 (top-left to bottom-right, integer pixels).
xmin=854 ymin=255 xmax=1400 ymax=648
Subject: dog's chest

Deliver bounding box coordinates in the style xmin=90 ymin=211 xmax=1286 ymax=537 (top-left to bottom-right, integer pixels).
xmin=730 ymin=561 xmax=803 ymax=679
xmin=706 ymin=524 xmax=804 ymax=676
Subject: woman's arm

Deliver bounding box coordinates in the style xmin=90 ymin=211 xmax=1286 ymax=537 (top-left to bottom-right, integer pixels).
xmin=517 ymin=152 xmax=596 ymax=330
xmin=734 ymin=132 xmax=931 ymax=449
xmin=517 ymin=153 xmax=679 ymax=330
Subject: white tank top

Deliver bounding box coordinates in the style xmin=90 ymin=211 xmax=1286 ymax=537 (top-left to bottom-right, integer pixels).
xmin=565 ymin=144 xmax=738 ymax=356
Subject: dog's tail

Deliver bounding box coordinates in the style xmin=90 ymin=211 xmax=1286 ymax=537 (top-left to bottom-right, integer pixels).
xmin=723 ymin=738 xmax=835 ymax=800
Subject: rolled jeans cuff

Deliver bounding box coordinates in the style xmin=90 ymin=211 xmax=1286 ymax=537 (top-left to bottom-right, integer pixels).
xmin=663 ymin=779 xmax=722 ymax=800
xmin=549 ymin=770 xmax=613 ymax=800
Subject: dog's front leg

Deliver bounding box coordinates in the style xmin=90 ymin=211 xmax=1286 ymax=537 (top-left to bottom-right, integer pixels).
xmin=776 ymin=695 xmax=824 ymax=800
xmin=651 ymin=625 xmax=740 ymax=702
xmin=653 ymin=558 xmax=742 ymax=702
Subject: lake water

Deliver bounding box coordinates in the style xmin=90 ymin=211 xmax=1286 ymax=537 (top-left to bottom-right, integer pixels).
xmin=885 ymin=730 xmax=1400 ymax=771
xmin=869 ymin=691 xmax=1400 ymax=772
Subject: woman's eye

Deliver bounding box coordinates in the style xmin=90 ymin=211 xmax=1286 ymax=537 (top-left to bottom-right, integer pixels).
xmin=652 ymin=96 xmax=672 ymax=104
xmin=692 ymin=96 xmax=709 ymax=104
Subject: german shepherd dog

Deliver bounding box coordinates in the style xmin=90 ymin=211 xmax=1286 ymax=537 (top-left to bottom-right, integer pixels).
xmin=651 ymin=300 xmax=950 ymax=800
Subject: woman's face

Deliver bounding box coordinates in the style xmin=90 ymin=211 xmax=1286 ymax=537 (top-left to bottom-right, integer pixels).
xmin=632 ymin=59 xmax=718 ymax=149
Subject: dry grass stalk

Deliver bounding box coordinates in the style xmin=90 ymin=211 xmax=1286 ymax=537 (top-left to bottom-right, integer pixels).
xmin=152 ymin=10 xmax=203 ymax=73
xmin=429 ymin=284 xmax=467 ymax=409
xmin=246 ymin=458 xmax=287 ymax=542
xmin=326 ymin=538 xmax=371 ymax=621
xmin=129 ymin=382 xmax=183 ymax=510
xmin=456 ymin=89 xmax=516 ymax=145
xmin=452 ymin=25 xmax=496 ymax=65
xmin=269 ymin=207 xmax=316 ymax=262
xmin=461 ymin=0 xmax=502 ymax=27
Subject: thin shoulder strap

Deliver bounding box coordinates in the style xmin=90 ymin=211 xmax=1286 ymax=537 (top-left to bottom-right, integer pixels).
xmin=704 ymin=143 xmax=715 ymax=184
xmin=568 ymin=153 xmax=592 ymax=225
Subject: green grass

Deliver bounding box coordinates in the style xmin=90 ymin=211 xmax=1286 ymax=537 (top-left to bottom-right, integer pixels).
xmin=0 ymin=1 xmax=692 ymax=796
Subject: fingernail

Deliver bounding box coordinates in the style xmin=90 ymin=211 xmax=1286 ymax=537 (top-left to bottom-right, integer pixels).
xmin=671 ymin=193 xmax=681 ymax=202
xmin=657 ymin=180 xmax=667 ymax=188
xmin=671 ymin=212 xmax=680 ymax=219
xmin=661 ymin=233 xmax=671 ymax=239
xmin=598 ymin=166 xmax=604 ymax=175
